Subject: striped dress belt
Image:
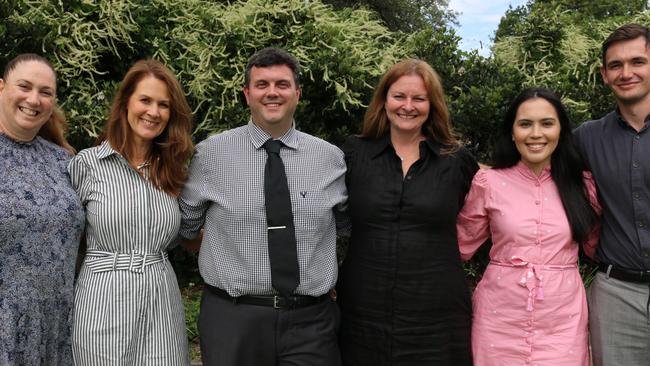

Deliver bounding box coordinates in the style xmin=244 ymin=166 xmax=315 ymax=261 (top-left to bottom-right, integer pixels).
xmin=84 ymin=250 xmax=168 ymax=273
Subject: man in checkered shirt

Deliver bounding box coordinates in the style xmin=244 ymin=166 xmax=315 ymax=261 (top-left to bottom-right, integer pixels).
xmin=179 ymin=47 xmax=348 ymax=366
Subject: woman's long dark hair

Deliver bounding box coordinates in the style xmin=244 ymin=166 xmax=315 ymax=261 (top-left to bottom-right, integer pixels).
xmin=493 ymin=88 xmax=598 ymax=244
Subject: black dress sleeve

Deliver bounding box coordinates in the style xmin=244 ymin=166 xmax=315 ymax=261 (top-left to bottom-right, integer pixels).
xmin=456 ymin=146 xmax=479 ymax=208
xmin=341 ymin=135 xmax=359 ymax=188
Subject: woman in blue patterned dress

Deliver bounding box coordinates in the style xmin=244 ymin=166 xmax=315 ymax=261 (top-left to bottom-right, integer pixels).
xmin=69 ymin=60 xmax=194 ymax=365
xmin=0 ymin=54 xmax=85 ymax=365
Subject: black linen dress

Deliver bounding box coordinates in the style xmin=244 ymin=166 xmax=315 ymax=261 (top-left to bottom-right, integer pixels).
xmin=337 ymin=135 xmax=478 ymax=366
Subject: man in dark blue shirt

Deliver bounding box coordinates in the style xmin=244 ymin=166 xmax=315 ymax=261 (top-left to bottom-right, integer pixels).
xmin=574 ymin=24 xmax=650 ymax=366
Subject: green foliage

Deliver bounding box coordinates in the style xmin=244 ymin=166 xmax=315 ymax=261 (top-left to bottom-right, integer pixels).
xmin=496 ymin=0 xmax=649 ymax=42
xmin=321 ymin=0 xmax=458 ymax=32
xmin=493 ymin=5 xmax=650 ymax=129
xmin=449 ymin=55 xmax=523 ymax=162
xmin=1 ymin=0 xmax=401 ymax=148
xmin=407 ymin=25 xmax=522 ymax=161
xmin=181 ymin=284 xmax=202 ymax=362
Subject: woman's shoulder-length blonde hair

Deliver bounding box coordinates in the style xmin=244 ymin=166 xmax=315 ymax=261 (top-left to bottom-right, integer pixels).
xmin=97 ymin=59 xmax=193 ymax=196
xmin=361 ymin=58 xmax=459 ymax=151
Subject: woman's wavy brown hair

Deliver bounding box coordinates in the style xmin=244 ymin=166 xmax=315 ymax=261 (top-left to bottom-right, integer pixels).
xmin=361 ymin=58 xmax=458 ymax=151
xmin=97 ymin=59 xmax=193 ymax=196
xmin=3 ymin=53 xmax=75 ymax=154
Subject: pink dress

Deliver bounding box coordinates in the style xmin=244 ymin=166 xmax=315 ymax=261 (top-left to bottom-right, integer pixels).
xmin=457 ymin=163 xmax=599 ymax=366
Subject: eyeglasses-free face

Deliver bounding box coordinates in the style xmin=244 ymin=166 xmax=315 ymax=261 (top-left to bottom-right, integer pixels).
xmin=0 ymin=60 xmax=56 ymax=141
xmin=512 ymin=98 xmax=561 ymax=175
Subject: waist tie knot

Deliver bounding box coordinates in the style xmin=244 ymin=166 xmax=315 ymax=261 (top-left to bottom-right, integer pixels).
xmin=491 ymin=256 xmax=576 ymax=312
xmin=84 ymin=250 xmax=168 ymax=273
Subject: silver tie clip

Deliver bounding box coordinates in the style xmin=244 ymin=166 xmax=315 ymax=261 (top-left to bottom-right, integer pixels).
xmin=268 ymin=226 xmax=287 ymax=230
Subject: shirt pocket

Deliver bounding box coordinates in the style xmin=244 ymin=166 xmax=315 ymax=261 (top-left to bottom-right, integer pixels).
xmin=293 ymin=190 xmax=331 ymax=232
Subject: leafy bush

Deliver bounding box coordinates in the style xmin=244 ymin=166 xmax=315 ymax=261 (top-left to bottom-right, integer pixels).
xmin=0 ymin=0 xmax=403 ymax=149
xmin=492 ymin=6 xmax=650 ymax=130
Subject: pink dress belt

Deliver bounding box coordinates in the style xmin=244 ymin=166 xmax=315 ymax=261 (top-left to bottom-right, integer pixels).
xmin=490 ymin=256 xmax=577 ymax=311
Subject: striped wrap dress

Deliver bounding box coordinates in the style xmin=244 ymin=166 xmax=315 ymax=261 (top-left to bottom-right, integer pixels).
xmin=68 ymin=141 xmax=189 ymax=365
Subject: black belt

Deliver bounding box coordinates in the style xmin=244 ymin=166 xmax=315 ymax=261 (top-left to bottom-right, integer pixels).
xmin=598 ymin=263 xmax=650 ymax=283
xmin=205 ymin=284 xmax=327 ymax=309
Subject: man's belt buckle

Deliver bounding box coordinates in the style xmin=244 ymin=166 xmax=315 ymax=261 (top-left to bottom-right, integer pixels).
xmin=273 ymin=295 xmax=282 ymax=309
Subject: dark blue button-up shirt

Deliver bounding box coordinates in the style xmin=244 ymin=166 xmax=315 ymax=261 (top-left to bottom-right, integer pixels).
xmin=574 ymin=110 xmax=650 ymax=270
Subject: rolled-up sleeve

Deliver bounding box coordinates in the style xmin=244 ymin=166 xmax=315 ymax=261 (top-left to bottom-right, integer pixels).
xmin=582 ymin=171 xmax=602 ymax=258
xmin=456 ymin=169 xmax=490 ymax=261
xmin=179 ymin=143 xmax=210 ymax=239
xmin=67 ymin=153 xmax=92 ymax=205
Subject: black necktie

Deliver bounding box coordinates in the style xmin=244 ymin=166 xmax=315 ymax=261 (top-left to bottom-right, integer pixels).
xmin=263 ymin=139 xmax=300 ymax=298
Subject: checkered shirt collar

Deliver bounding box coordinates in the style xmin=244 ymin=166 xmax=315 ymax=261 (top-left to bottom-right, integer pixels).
xmin=247 ymin=120 xmax=300 ymax=151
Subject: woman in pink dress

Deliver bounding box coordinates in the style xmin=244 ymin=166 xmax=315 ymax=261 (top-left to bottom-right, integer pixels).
xmin=457 ymin=88 xmax=600 ymax=366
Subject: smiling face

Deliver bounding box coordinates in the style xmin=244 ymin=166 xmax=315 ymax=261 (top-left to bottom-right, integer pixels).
xmin=385 ymin=74 xmax=430 ymax=138
xmin=0 ymin=60 xmax=56 ymax=141
xmin=243 ymin=64 xmax=300 ymax=138
xmin=512 ymin=98 xmax=561 ymax=175
xmin=601 ymin=36 xmax=650 ymax=106
xmin=126 ymin=76 xmax=171 ymax=148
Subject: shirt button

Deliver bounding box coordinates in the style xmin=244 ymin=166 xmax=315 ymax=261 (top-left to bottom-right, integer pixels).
xmin=535 ymin=183 xmax=540 ymax=187
xmin=635 ymin=135 xmax=641 ymax=140
xmin=633 ymin=161 xmax=640 ymax=168
xmin=634 ymin=192 xmax=640 ymax=199
xmin=406 ymin=175 xmax=412 ymax=180
xmin=534 ymin=200 xmax=540 ymax=205
xmin=639 ymin=222 xmax=645 ymax=228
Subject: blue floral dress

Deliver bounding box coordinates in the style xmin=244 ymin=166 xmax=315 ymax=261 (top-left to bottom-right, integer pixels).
xmin=0 ymin=134 xmax=85 ymax=365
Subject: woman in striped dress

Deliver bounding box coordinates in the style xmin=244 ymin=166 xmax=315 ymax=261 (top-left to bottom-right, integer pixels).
xmin=69 ymin=60 xmax=194 ymax=365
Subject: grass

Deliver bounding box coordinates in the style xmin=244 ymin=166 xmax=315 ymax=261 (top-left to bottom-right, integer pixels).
xmin=181 ymin=283 xmax=202 ymax=364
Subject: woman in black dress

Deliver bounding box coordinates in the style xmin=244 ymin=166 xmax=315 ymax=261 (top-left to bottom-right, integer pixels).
xmin=338 ymin=58 xmax=477 ymax=365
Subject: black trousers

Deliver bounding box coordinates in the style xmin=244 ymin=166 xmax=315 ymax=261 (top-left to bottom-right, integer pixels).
xmin=198 ymin=288 xmax=341 ymax=366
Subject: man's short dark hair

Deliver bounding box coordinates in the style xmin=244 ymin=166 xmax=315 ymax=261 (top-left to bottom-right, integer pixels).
xmin=245 ymin=47 xmax=301 ymax=87
xmin=602 ymin=23 xmax=650 ymax=66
